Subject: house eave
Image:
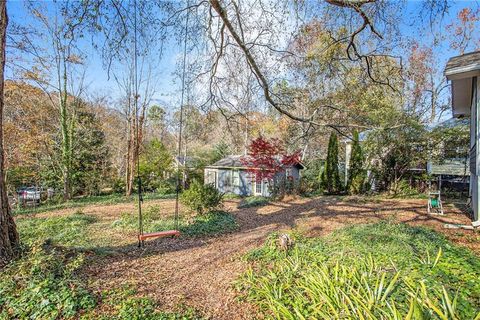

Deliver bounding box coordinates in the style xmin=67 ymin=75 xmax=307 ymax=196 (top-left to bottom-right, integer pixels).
xmin=445 ymin=66 xmax=480 ymax=80
xmin=205 ymin=164 xmax=305 ymax=170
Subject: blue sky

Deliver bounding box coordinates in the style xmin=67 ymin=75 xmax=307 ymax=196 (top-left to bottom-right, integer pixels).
xmin=7 ymin=0 xmax=181 ymax=109
xmin=5 ymin=0 xmax=480 ymax=117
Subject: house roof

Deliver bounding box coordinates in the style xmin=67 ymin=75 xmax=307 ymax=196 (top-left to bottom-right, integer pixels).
xmin=210 ymin=155 xmax=244 ymax=168
xmin=206 ymin=155 xmax=305 ymax=169
xmin=427 ymin=160 xmax=470 ymax=176
xmin=444 ymin=51 xmax=480 ymax=118
xmin=427 ymin=117 xmax=469 ymax=131
xmin=445 ymin=51 xmax=480 ymax=78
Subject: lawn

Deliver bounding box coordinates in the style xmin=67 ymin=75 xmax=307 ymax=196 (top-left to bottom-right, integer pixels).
xmin=2 ymin=196 xmax=479 ymax=319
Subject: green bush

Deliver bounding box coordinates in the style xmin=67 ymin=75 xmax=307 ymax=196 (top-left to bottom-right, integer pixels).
xmin=0 ymin=244 xmax=96 ymax=319
xmin=238 ymin=223 xmax=480 ymax=319
xmin=180 ymin=180 xmax=223 ymax=215
xmin=300 ymin=159 xmax=324 ymax=195
xmin=112 ymin=178 xmax=126 ymax=194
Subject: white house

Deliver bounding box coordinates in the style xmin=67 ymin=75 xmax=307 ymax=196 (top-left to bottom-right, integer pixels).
xmin=445 ymin=51 xmax=480 ymax=226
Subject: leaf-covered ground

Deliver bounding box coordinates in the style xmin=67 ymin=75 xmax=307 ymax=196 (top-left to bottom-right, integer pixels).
xmin=8 ymin=196 xmax=480 ymax=319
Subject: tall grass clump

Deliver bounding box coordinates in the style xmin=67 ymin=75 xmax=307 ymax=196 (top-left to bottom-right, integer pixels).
xmin=237 ymin=222 xmax=480 ymax=319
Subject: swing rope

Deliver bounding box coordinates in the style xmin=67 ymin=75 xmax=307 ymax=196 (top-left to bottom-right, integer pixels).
xmin=134 ymin=0 xmax=144 ymax=247
xmin=137 ymin=0 xmax=189 ymax=246
xmin=174 ymin=0 xmax=190 ymax=231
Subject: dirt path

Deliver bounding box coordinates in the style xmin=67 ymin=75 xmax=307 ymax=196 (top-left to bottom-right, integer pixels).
xmin=79 ymin=196 xmax=478 ymax=319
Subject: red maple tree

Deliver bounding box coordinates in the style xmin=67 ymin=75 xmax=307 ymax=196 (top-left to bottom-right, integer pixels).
xmin=241 ymin=137 xmax=301 ymax=182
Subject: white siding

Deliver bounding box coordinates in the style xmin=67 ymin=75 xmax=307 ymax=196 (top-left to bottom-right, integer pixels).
xmin=471 ymin=76 xmax=479 ymax=223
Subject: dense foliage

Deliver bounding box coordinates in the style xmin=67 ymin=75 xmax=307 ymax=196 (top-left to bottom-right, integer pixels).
xmin=323 ymin=132 xmax=341 ymax=194
xmin=0 ymin=245 xmax=96 ymax=319
xmin=347 ymin=130 xmax=366 ymax=194
xmin=241 ymin=136 xmax=301 ymax=184
xmin=16 ymin=212 xmax=97 ymax=247
xmin=0 ymin=243 xmax=204 ymax=319
xmin=238 ymin=223 xmax=480 ymax=319
xmin=138 ymin=139 xmax=174 ymax=193
xmin=180 ymin=180 xmax=224 ymax=215
xmin=238 ymin=196 xmax=270 ymax=208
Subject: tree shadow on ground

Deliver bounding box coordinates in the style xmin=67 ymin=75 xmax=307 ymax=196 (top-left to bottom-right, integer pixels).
xmin=80 ymin=196 xmax=468 ymax=265
xmin=74 ymin=195 xmax=479 ymax=320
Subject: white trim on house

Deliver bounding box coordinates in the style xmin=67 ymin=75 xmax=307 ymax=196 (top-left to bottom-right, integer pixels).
xmin=445 ymin=51 xmax=480 ymax=225
xmin=446 ymin=67 xmax=480 ymax=79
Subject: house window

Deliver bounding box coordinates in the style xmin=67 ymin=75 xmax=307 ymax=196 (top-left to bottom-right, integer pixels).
xmin=286 ymin=168 xmax=292 ymax=178
xmin=206 ymin=170 xmax=217 ymax=187
xmin=224 ymin=171 xmax=232 ymax=188
xmin=255 ymin=177 xmax=262 ymax=195
xmin=233 ymin=170 xmax=240 ymax=187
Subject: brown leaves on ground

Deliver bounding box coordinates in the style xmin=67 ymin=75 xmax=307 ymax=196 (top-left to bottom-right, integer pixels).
xmin=20 ymin=196 xmax=479 ymax=319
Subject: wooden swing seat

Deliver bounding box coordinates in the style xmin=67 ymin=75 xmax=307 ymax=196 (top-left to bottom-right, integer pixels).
xmin=138 ymin=230 xmax=180 ymax=241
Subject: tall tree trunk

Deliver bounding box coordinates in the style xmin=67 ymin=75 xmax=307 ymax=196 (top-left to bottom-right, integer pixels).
xmin=125 ymin=116 xmax=133 ymax=196
xmin=59 ymin=48 xmax=71 ymax=200
xmin=126 ymin=117 xmax=136 ymax=196
xmin=0 ymin=0 xmax=19 ymax=268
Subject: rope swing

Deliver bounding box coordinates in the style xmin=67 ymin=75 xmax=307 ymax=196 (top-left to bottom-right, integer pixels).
xmin=137 ymin=0 xmax=189 ymax=246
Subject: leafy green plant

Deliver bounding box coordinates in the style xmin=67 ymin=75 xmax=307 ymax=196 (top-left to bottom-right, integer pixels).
xmin=180 ymin=180 xmax=224 ymax=215
xmin=238 ymin=223 xmax=480 ymax=319
xmin=0 ymin=244 xmax=96 ymax=319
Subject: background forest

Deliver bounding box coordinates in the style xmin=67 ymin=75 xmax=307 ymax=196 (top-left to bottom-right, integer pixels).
xmin=3 ymin=0 xmax=477 ymax=203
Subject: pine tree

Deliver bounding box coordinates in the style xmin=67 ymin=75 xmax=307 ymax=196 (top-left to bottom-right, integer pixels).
xmin=347 ymin=130 xmax=366 ymax=194
xmin=325 ymin=132 xmax=340 ymax=194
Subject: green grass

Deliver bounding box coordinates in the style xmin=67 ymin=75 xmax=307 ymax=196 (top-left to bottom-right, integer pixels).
xmin=13 ymin=192 xmax=175 ymax=216
xmin=16 ymin=211 xmax=98 ymax=247
xmin=113 ymin=205 xmax=238 ymax=238
xmin=237 ymin=222 xmax=480 ymax=319
xmin=238 ymin=196 xmax=270 ymax=208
